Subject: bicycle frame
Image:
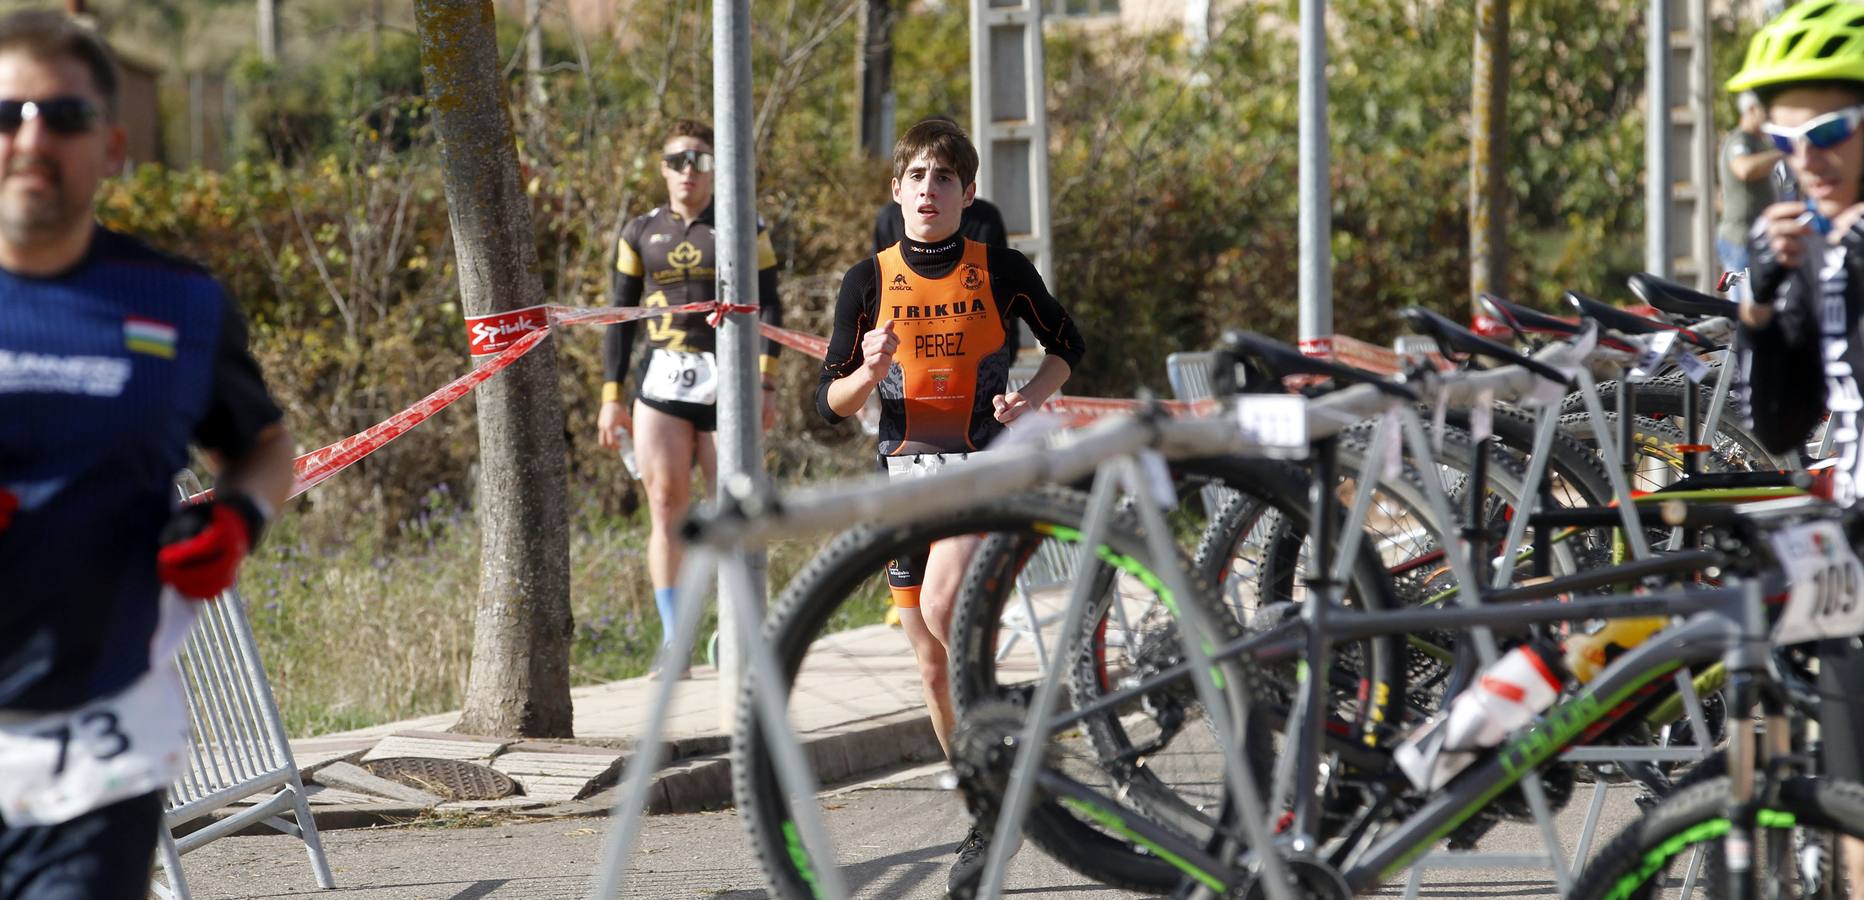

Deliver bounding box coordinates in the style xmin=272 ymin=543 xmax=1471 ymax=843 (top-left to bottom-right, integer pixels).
xmin=1014 ymin=578 xmax=1773 ymax=896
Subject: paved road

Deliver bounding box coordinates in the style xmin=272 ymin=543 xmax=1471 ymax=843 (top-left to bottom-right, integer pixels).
xmin=174 ymin=762 xmax=1655 ymax=899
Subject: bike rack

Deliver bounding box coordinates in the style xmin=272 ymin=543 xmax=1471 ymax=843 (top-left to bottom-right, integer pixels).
xmin=1169 ymin=345 xmax=1723 ymax=899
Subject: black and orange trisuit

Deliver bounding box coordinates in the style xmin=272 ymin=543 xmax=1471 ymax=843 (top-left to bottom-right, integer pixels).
xmin=816 ymin=233 xmax=1086 ymax=602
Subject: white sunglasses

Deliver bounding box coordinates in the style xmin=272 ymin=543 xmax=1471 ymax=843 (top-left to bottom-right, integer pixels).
xmin=1762 ymin=104 xmax=1864 ymax=153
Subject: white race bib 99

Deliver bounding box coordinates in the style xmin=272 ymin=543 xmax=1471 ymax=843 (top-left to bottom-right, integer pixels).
xmin=0 ymin=663 xmax=190 ymax=825
xmin=642 ymin=350 xmax=719 ymax=405
xmin=1771 ymin=519 xmax=1864 ymax=646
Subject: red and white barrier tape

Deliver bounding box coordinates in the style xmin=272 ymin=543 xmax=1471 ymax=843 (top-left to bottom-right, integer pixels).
xmin=289 ymin=305 xmax=1403 ymax=502
xmin=291 ymin=328 xmax=551 ymax=498
xmin=294 ymin=302 xmax=715 ymax=497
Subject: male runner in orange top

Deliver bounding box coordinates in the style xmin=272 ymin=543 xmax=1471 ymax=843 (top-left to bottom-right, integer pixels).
xmin=816 ymin=116 xmax=1085 ymax=891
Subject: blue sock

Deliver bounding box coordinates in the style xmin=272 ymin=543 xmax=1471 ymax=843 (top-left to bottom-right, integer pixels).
xmin=654 ymin=587 xmax=678 ymax=644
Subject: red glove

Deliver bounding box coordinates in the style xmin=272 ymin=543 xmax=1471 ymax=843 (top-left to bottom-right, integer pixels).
xmin=0 ymin=487 xmax=15 ymax=534
xmin=157 ymin=494 xmax=267 ymax=600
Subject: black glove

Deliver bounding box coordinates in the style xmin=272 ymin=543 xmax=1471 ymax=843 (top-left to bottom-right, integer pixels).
xmin=1747 ymin=227 xmax=1792 ymax=308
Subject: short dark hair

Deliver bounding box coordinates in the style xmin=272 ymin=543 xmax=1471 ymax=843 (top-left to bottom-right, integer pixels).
xmin=1754 ymin=79 xmax=1864 ymax=108
xmin=664 ymin=118 xmax=713 ymax=149
xmin=892 ymin=116 xmax=979 ymax=187
xmin=0 ymin=10 xmax=119 ymax=118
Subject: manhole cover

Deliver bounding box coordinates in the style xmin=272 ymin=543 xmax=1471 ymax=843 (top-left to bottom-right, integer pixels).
xmin=361 ymin=757 xmax=518 ymax=801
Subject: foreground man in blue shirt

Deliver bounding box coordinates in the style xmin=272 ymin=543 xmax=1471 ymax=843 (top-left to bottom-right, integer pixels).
xmin=0 ymin=11 xmax=292 ymax=897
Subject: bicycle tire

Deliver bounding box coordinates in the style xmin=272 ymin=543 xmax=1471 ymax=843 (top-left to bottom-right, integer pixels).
xmin=943 ymin=456 xmax=1392 ymax=872
xmin=946 ymin=486 xmax=1262 ymax=894
xmin=1571 ymin=774 xmax=1864 ymax=900
xmin=733 ymin=487 xmax=1250 ymax=898
xmin=1449 ymin=401 xmax=1618 ymax=509
xmin=1559 ymin=372 xmax=1791 ymax=473
xmin=1184 ymin=457 xmax=1407 ymax=733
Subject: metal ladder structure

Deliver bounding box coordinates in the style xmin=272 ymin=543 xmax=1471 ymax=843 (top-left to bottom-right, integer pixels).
xmin=1647 ymin=0 xmax=1717 ymax=290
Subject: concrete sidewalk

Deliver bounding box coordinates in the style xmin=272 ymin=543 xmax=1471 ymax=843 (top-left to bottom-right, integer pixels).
xmin=272 ymin=617 xmax=951 ymax=829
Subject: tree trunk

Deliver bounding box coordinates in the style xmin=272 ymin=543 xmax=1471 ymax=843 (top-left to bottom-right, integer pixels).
xmin=413 ymin=0 xmax=575 ymax=739
xmin=854 ymin=0 xmax=894 ymax=158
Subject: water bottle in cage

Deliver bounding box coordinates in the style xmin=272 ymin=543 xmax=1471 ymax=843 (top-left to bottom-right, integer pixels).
xmin=1394 ymin=641 xmax=1565 ymax=791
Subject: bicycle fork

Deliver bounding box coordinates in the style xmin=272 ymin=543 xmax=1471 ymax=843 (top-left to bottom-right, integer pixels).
xmin=1722 ymin=579 xmax=1793 ymax=900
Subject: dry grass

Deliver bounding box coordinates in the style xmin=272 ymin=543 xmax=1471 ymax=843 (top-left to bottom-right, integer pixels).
xmin=243 ymin=468 xmax=880 ymax=738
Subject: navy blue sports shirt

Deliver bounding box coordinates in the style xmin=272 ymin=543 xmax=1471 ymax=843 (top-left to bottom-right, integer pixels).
xmin=0 ymin=227 xmax=281 ymax=711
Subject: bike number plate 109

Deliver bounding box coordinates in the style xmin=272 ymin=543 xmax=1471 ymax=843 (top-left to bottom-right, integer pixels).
xmin=1771 ymin=519 xmax=1864 ymax=645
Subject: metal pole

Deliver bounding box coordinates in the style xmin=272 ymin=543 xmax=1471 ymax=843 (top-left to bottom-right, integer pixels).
xmin=1688 ymin=0 xmax=1715 ymax=291
xmin=968 ymin=0 xmax=989 ymax=203
xmin=1646 ymin=0 xmax=1672 ymax=277
xmin=1299 ymin=0 xmax=1332 ymax=341
xmin=1470 ymin=0 xmax=1508 ymax=312
xmin=257 ymin=0 xmax=279 ymax=64
xmin=713 ymin=0 xmax=765 ymax=730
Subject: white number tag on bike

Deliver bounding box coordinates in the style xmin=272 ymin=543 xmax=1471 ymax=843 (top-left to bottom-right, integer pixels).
xmin=1629 ymin=331 xmax=1679 ymax=383
xmin=0 ymin=663 xmax=190 ymax=825
xmin=642 ymin=350 xmax=718 ymax=405
xmin=1770 ymin=519 xmax=1864 ymax=645
xmin=1675 ymin=350 xmax=1709 ymax=384
xmin=1235 ymin=395 xmax=1308 ymax=459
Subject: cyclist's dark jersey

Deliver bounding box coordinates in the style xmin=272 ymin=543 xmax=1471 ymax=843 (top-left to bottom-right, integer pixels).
xmin=1742 ymin=219 xmax=1864 ymax=782
xmin=816 ymin=235 xmax=1085 ymax=455
xmin=0 ymin=228 xmax=282 ymax=711
xmin=1742 ymin=223 xmax=1864 ymax=493
xmin=600 ymin=204 xmax=782 ymax=400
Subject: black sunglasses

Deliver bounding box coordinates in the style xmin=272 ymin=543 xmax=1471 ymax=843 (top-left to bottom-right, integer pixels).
xmin=662 ymin=149 xmax=714 ymax=173
xmin=0 ymin=98 xmax=100 ymax=136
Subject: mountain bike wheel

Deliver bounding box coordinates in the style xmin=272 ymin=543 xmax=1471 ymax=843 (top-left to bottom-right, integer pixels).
xmin=1571 ymin=774 xmax=1864 ymax=900
xmin=1559 ymin=372 xmax=1791 ymax=473
xmin=943 ymin=483 xmax=1264 ymax=894
xmin=944 ymin=456 xmax=1389 ymax=874
xmin=733 ymin=487 xmax=1254 ymax=898
xmin=1336 ymin=421 xmax=1581 ymax=716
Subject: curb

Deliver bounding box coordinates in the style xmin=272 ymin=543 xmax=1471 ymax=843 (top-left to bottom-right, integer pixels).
xmin=238 ymin=708 xmax=941 ymax=832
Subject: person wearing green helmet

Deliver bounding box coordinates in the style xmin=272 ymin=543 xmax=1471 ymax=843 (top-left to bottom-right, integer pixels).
xmin=1730 ymin=0 xmax=1864 ymax=888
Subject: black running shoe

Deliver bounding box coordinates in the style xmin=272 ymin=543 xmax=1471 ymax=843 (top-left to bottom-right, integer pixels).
xmin=948 ymin=825 xmax=1022 ymax=898
xmin=948 ymin=827 xmax=987 ymax=898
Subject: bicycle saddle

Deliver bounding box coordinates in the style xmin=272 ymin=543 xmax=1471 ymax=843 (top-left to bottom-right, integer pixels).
xmin=1626 ymin=273 xmax=1739 ymax=322
xmin=1218 ymin=330 xmax=1418 ymax=399
xmin=1564 ymin=291 xmax=1714 ymax=350
xmin=1400 ymin=306 xmax=1571 ymax=386
xmin=1477 ymin=292 xmax=1581 ymax=339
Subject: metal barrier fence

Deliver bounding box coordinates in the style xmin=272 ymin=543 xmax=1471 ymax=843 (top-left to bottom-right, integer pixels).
xmin=151 ymin=474 xmax=334 ymax=900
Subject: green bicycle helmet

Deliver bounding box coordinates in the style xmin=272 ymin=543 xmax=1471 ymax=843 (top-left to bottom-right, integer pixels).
xmin=1728 ymin=0 xmax=1864 ymax=93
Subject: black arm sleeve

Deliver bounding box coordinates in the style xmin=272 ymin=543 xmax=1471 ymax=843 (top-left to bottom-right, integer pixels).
xmin=601 ymin=220 xmax=646 ymax=391
xmin=990 ymin=247 xmax=1086 ymax=370
xmin=601 ymin=271 xmax=645 ymax=388
xmin=1741 ymin=230 xmax=1828 ymax=456
xmin=873 ymin=202 xmax=903 ymax=254
xmin=194 ymin=299 xmax=284 ymax=461
xmin=815 ymin=260 xmax=878 ymax=425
